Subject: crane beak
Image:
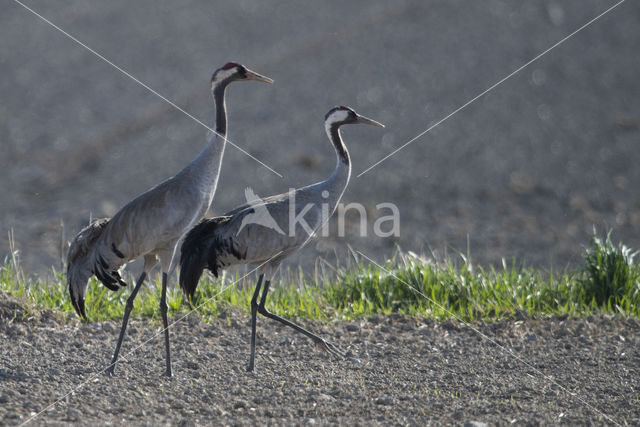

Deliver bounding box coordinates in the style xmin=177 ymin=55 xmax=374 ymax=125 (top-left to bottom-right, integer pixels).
xmin=355 ymin=114 xmax=385 ymax=128
xmin=244 ymin=68 xmax=274 ymax=84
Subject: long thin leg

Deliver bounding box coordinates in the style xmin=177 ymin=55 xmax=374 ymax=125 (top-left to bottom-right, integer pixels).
xmin=246 ymin=274 xmax=264 ymax=372
xmin=159 ymin=272 xmax=172 ymax=377
xmin=106 ymin=271 xmax=146 ymax=377
xmin=257 ymin=280 xmax=345 ymax=358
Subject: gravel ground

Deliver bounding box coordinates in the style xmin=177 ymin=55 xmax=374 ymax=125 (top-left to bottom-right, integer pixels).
xmin=1 ymin=295 xmax=639 ymax=425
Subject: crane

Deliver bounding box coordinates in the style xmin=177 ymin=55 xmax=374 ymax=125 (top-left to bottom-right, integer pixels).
xmin=179 ymin=106 xmax=384 ymax=371
xmin=66 ymin=62 xmax=273 ymax=377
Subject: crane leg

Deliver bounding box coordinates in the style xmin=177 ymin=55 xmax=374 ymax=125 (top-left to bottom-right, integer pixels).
xmin=160 ymin=272 xmax=173 ymax=377
xmin=257 ymin=280 xmax=345 ymax=359
xmin=246 ymin=274 xmax=264 ymax=372
xmin=106 ymin=271 xmax=146 ymax=377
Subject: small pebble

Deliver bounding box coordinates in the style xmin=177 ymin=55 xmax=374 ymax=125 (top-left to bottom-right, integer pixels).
xmin=233 ymin=400 xmax=248 ymax=409
xmin=374 ymin=396 xmax=393 ymax=405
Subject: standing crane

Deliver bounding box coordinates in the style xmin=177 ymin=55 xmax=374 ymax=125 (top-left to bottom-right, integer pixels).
xmin=66 ymin=62 xmax=273 ymax=377
xmin=179 ymin=106 xmax=384 ymax=371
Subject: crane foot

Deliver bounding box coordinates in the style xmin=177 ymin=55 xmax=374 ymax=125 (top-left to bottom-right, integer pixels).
xmin=315 ymin=338 xmax=345 ymax=359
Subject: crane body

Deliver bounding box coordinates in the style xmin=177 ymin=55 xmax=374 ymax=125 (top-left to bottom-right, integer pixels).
xmin=67 ymin=62 xmax=273 ymax=376
xmin=180 ymin=106 xmax=384 ymax=371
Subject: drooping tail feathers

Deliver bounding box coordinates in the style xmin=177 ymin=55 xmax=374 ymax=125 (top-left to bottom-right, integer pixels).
xmin=66 ymin=218 xmax=126 ymax=318
xmin=67 ymin=218 xmax=109 ymax=318
xmin=179 ymin=216 xmax=230 ymax=302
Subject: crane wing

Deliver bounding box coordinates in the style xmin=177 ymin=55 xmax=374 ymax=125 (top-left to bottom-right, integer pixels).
xmin=67 ymin=217 xmax=120 ymax=318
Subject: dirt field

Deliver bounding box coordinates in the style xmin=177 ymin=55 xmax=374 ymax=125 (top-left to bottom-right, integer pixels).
xmin=1 ymin=296 xmax=638 ymax=425
xmin=3 ymin=1 xmax=640 ymax=275
xmin=3 ymin=2 xmax=640 ymax=424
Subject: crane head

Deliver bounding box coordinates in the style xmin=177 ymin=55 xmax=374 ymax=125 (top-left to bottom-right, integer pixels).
xmin=211 ymin=62 xmax=273 ymax=89
xmin=324 ymin=106 xmax=385 ymax=129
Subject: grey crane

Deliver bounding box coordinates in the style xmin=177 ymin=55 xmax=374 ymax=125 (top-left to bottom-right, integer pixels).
xmin=179 ymin=106 xmax=384 ymax=371
xmin=66 ymin=62 xmax=273 ymax=377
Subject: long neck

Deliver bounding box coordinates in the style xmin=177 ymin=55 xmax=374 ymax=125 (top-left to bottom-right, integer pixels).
xmin=323 ymin=122 xmax=351 ymax=206
xmin=177 ymin=83 xmax=229 ymax=196
xmin=195 ymin=83 xmax=230 ymax=178
xmin=213 ymin=84 xmax=228 ymax=135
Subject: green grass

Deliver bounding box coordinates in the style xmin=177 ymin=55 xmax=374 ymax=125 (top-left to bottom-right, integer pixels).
xmin=1 ymin=229 xmax=639 ymax=322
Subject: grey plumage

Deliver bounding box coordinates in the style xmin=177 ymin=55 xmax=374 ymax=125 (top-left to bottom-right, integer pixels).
xmin=180 ymin=106 xmax=384 ymax=371
xmin=66 ymin=62 xmax=272 ymax=377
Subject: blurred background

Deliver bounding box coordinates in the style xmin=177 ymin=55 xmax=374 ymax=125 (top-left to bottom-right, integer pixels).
xmin=1 ymin=0 xmax=639 ymax=277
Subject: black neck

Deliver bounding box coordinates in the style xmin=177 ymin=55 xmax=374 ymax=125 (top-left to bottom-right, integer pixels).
xmin=213 ymin=84 xmax=228 ymax=135
xmin=328 ymin=123 xmax=350 ymax=166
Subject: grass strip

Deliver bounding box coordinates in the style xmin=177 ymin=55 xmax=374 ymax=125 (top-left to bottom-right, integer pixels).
xmin=1 ymin=230 xmax=638 ymax=322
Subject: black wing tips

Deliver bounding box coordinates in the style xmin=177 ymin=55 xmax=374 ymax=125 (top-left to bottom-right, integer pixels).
xmin=66 ymin=218 xmax=109 ymax=320
xmin=68 ymin=266 xmax=125 ymax=320
xmin=179 ymin=249 xmax=207 ymax=303
xmin=66 ymin=218 xmax=128 ymax=320
xmin=68 ymin=277 xmax=87 ymax=320
xmin=94 ymin=256 xmax=127 ymax=291
xmin=179 ymin=221 xmax=210 ymax=302
xmin=179 ymin=217 xmax=228 ymax=302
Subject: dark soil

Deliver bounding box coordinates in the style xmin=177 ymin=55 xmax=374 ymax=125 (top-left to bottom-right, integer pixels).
xmin=0 ymin=296 xmax=638 ymax=425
